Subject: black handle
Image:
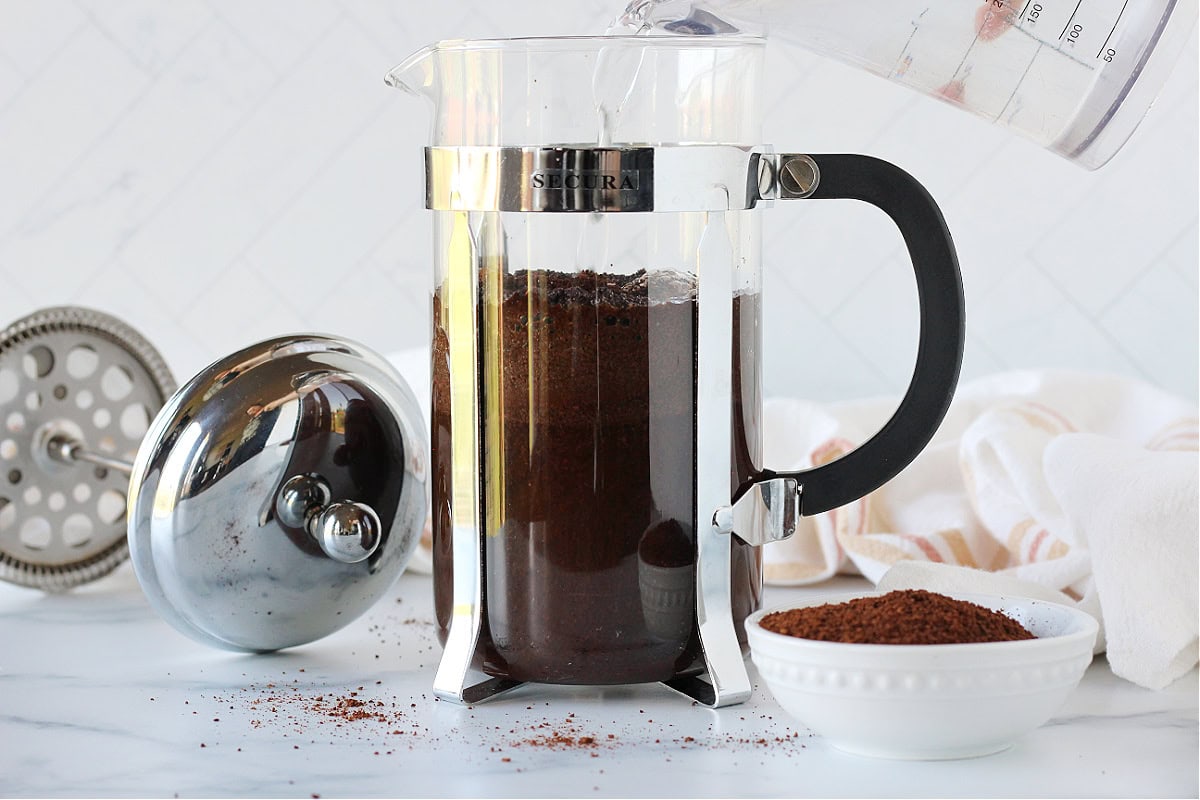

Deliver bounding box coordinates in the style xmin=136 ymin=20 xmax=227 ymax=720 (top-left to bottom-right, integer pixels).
xmin=767 ymin=154 xmax=965 ymax=516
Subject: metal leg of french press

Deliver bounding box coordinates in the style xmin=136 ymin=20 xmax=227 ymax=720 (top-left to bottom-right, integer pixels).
xmin=663 ymin=520 xmax=753 ymax=707
xmin=431 ymin=210 xmax=522 ymax=705
xmin=661 ymin=213 xmax=753 ymax=709
xmin=431 ymin=520 xmax=522 ymax=704
xmin=663 ymin=484 xmax=802 ymax=708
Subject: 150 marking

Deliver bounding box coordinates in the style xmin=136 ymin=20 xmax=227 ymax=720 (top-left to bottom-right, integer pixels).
xmin=984 ymin=1 xmax=1121 ymax=63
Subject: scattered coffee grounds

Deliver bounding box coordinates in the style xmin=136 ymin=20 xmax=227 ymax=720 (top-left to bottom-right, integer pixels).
xmin=511 ymin=718 xmax=606 ymax=751
xmin=204 ymin=680 xmax=429 ymax=743
xmin=431 ymin=269 xmax=763 ymax=685
xmin=188 ymin=668 xmax=813 ymax=780
xmin=759 ymin=590 xmax=1035 ymax=644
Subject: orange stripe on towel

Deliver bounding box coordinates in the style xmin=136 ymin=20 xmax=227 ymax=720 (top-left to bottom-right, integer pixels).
xmin=1008 ymin=519 xmax=1035 ymax=553
xmin=1146 ymin=417 xmax=1199 ymax=451
xmin=899 ymin=533 xmax=944 ymax=563
xmin=939 ymin=529 xmax=979 ymax=568
xmin=1024 ymin=401 xmax=1077 ymax=433
xmin=812 ymin=437 xmax=855 ymax=466
xmin=1027 ymin=528 xmax=1050 ymax=562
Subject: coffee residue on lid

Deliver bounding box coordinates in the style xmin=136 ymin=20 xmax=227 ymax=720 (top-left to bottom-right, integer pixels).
xmin=759 ymin=589 xmax=1036 ymax=644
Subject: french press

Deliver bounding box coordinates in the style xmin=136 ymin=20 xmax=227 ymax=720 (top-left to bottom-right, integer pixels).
xmin=389 ymin=35 xmax=966 ymax=707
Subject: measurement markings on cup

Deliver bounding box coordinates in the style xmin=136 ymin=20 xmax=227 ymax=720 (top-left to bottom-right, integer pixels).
xmin=1057 ymin=0 xmax=1090 ymax=51
xmin=1097 ymin=0 xmax=1130 ymax=61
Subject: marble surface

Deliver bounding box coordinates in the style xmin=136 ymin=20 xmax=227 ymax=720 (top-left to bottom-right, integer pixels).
xmin=1 ymin=566 xmax=1195 ymax=798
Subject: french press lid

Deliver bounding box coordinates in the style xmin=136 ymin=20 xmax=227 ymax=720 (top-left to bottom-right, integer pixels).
xmin=0 ymin=307 xmax=428 ymax=652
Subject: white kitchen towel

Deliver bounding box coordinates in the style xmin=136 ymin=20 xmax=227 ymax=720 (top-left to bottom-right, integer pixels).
xmin=1044 ymin=433 xmax=1198 ymax=689
xmin=762 ymin=369 xmax=1199 ymax=689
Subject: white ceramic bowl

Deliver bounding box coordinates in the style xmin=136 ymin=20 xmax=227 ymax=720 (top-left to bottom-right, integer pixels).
xmin=746 ymin=591 xmax=1099 ymax=760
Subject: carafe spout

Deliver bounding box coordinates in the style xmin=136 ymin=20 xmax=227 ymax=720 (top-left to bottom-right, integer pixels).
xmin=384 ymin=45 xmax=435 ymax=99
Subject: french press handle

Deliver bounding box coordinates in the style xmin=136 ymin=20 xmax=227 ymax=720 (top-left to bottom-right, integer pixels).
xmin=757 ymin=153 xmax=965 ymax=517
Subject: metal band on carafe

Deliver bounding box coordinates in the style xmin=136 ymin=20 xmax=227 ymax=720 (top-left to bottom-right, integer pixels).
xmin=425 ymin=145 xmax=768 ymax=213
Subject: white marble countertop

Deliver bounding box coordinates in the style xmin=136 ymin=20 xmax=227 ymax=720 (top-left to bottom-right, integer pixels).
xmin=1 ymin=567 xmax=1195 ymax=798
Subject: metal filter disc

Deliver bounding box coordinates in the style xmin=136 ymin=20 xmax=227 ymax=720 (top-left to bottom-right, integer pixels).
xmin=0 ymin=307 xmax=175 ymax=591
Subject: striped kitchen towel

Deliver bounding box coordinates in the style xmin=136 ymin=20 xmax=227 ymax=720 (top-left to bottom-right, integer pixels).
xmin=762 ymin=369 xmax=1198 ymax=689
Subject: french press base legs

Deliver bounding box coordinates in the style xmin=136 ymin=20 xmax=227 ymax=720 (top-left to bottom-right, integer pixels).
xmin=431 ymin=531 xmax=753 ymax=709
xmin=434 ymin=675 xmax=747 ymax=709
xmin=433 ymin=659 xmax=751 ymax=709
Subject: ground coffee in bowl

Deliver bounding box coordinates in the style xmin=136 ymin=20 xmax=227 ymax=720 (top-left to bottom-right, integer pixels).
xmin=758 ymin=589 xmax=1035 ymax=645
xmin=747 ymin=591 xmax=1097 ymax=759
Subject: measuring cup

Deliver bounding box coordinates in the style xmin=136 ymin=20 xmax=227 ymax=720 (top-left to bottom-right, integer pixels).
xmin=619 ymin=0 xmax=1198 ymax=169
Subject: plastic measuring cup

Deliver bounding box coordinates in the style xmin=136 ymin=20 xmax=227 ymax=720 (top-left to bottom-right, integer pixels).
xmin=618 ymin=0 xmax=1197 ymax=169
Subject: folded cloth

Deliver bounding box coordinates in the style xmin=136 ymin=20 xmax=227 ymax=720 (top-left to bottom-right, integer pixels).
xmin=762 ymin=370 xmax=1198 ymax=690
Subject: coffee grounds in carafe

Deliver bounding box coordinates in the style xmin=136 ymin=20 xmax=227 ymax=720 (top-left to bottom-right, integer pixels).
xmin=432 ymin=269 xmax=761 ymax=685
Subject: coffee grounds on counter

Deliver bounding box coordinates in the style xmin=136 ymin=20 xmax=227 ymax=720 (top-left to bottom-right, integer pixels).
xmin=759 ymin=589 xmax=1035 ymax=644
xmin=510 ymin=715 xmax=609 ymax=751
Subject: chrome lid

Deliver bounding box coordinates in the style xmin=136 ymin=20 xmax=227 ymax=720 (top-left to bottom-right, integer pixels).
xmin=127 ymin=335 xmax=428 ymax=652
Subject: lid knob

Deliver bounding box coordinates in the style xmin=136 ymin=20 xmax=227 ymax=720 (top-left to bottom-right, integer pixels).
xmin=276 ymin=474 xmax=382 ymax=564
xmin=317 ymin=501 xmax=382 ymax=564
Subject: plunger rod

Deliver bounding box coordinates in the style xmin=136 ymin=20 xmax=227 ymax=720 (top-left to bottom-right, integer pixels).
xmin=46 ymin=435 xmax=134 ymax=476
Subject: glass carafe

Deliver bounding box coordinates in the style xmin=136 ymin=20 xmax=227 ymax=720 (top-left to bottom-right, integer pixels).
xmin=388 ymin=35 xmax=966 ymax=706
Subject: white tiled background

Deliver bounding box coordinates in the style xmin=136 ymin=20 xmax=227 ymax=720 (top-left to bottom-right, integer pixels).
xmin=1 ymin=0 xmax=1196 ymax=404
